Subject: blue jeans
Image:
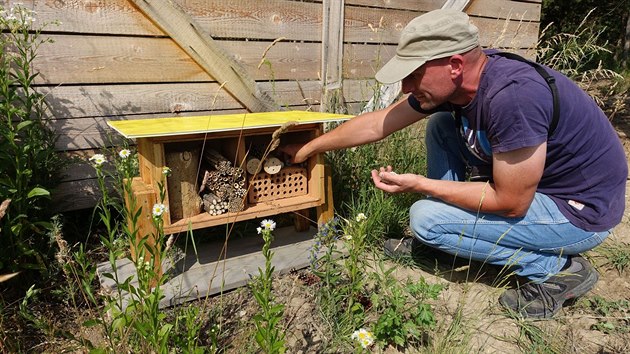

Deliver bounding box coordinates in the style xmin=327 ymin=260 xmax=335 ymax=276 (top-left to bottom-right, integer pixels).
xmin=409 ymin=112 xmax=609 ymax=283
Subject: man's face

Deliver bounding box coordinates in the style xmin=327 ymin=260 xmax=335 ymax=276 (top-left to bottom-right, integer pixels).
xmin=401 ymin=58 xmax=456 ymax=110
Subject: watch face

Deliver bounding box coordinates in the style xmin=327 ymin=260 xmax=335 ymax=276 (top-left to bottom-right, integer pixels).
xmin=263 ymin=157 xmax=284 ymax=174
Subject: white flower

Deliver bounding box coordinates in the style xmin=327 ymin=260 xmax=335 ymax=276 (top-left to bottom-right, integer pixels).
xmin=343 ymin=234 xmax=353 ymax=241
xmin=152 ymin=203 xmax=168 ymax=218
xmin=351 ymin=328 xmax=374 ymax=349
xmin=355 ymin=213 xmax=367 ymax=222
xmin=260 ymin=219 xmax=276 ymax=231
xmin=256 ymin=227 xmax=262 ymax=234
xmin=89 ymin=154 xmax=106 ymax=167
xmin=162 ymin=166 xmax=172 ymax=176
xmin=118 ymin=149 xmax=131 ymax=159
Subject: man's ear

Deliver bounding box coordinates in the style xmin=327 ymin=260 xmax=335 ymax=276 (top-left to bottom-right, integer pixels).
xmin=448 ymin=55 xmax=465 ymax=78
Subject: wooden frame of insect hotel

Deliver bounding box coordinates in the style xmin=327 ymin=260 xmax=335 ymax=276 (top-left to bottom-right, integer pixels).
xmin=108 ymin=111 xmax=352 ymax=270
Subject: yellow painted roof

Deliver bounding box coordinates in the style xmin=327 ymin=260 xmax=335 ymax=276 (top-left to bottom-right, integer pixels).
xmin=107 ymin=111 xmax=353 ymax=139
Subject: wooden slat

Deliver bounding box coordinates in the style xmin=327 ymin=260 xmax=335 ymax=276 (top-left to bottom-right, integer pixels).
xmin=52 ymin=178 xmax=102 ymax=212
xmin=129 ymin=0 xmax=277 ymax=113
xmin=2 ymin=0 xmax=323 ymax=39
xmin=33 ymin=35 xmax=208 ymax=85
xmin=1 ymin=0 xmax=162 ymax=36
xmin=42 ymin=80 xmax=323 ymax=120
xmin=467 ymin=0 xmax=541 ymax=21
xmin=321 ymin=0 xmax=346 ymax=113
xmin=8 ymin=0 xmax=540 ymax=41
xmin=33 ymin=36 xmax=321 ymax=84
xmin=345 ymin=0 xmax=442 ymax=11
xmin=40 ymin=82 xmax=240 ymax=119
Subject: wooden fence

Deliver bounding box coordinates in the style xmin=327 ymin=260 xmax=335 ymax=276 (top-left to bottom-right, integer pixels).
xmin=1 ymin=0 xmax=542 ymax=211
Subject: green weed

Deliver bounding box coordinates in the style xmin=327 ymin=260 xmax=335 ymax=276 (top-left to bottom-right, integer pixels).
xmin=505 ymin=312 xmax=567 ymax=354
xmin=0 ymin=4 xmax=66 ymax=279
xmin=370 ymin=260 xmax=442 ymax=348
xmin=250 ymin=219 xmax=286 ymax=354
xmin=536 ymin=9 xmax=625 ymax=107
xmin=580 ymin=295 xmax=630 ymax=334
xmin=596 ymin=241 xmax=630 ymax=275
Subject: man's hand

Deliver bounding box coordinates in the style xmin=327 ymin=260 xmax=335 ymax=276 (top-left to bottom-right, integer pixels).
xmin=277 ymin=143 xmax=309 ymax=164
xmin=371 ymin=166 xmax=422 ymax=194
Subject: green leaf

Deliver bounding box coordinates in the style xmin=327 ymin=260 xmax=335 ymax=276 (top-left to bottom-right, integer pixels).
xmin=27 ymin=187 xmax=49 ymax=198
xmin=83 ymin=319 xmax=101 ymax=327
xmin=16 ymin=120 xmax=33 ymax=131
xmin=89 ymin=348 xmax=108 ymax=354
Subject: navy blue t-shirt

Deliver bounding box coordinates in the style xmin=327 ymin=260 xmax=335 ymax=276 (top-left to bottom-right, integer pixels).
xmin=408 ymin=51 xmax=627 ymax=232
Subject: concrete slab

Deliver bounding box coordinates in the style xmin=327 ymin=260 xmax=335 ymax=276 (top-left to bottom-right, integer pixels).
xmin=96 ymin=226 xmax=330 ymax=308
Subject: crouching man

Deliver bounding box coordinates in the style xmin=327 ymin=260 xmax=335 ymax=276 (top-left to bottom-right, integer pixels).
xmin=280 ymin=9 xmax=627 ymax=318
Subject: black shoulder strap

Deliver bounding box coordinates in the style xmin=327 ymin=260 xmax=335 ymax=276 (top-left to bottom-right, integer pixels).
xmin=491 ymin=52 xmax=560 ymax=138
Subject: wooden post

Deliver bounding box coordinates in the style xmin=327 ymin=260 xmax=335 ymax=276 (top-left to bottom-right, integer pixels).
xmin=165 ymin=142 xmax=202 ymax=221
xmin=294 ymin=209 xmax=311 ymax=232
xmin=316 ymin=165 xmax=335 ymax=226
xmin=126 ymin=178 xmax=162 ymax=280
xmin=321 ymin=0 xmax=345 ymax=113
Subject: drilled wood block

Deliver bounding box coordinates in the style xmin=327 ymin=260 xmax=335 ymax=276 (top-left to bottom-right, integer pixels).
xmin=248 ymin=166 xmax=307 ymax=203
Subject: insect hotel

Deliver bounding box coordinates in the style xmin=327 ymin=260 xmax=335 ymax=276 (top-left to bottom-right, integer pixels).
xmin=21 ymin=0 xmax=542 ymax=303
xmin=108 ymin=111 xmax=350 ymax=250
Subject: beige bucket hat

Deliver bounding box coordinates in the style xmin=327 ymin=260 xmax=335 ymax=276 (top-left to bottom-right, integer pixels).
xmin=375 ymin=9 xmax=480 ymax=84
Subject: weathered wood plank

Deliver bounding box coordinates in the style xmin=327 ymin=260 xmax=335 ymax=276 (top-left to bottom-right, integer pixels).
xmin=34 ymin=35 xmax=209 ymax=85
xmin=41 ymin=83 xmax=237 ymax=120
xmin=42 ymin=80 xmax=325 ymax=121
xmin=9 ymin=0 xmax=539 ymax=44
xmin=33 ymin=36 xmax=321 ymax=84
xmin=1 ymin=0 xmax=163 ymax=36
xmin=466 ymin=0 xmax=541 ymax=21
xmin=53 ymin=178 xmax=103 ymax=212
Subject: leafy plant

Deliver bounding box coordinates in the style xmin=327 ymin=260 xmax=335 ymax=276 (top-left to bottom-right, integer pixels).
xmin=250 ymin=219 xmax=286 ymax=354
xmin=0 ymin=4 xmax=65 ymax=278
xmin=370 ymin=260 xmax=442 ymax=348
xmin=581 ymin=295 xmax=630 ymax=334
